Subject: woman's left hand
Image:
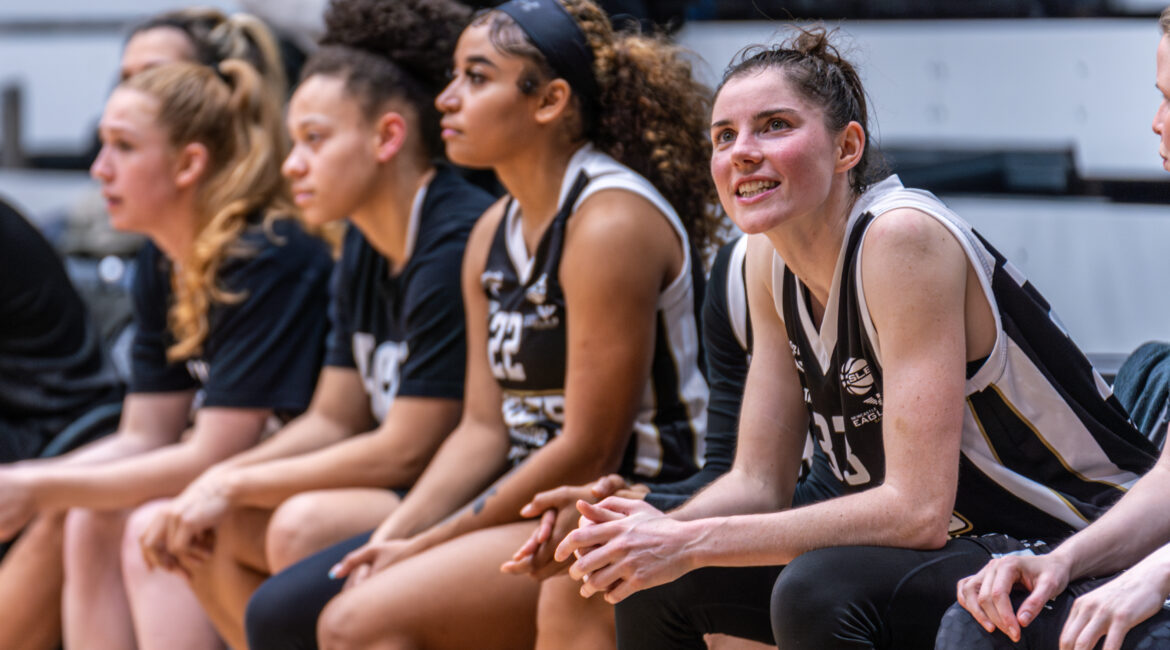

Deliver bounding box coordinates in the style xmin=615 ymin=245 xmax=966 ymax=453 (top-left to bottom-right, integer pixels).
xmin=1060 ymin=567 xmax=1170 ymax=650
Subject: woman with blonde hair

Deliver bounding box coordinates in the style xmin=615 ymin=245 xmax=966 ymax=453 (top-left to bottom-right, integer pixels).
xmin=123 ymin=0 xmax=494 ymax=647
xmin=0 ymin=59 xmax=332 ymax=649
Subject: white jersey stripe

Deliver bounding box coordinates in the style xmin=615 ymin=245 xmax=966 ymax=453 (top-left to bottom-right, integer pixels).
xmin=962 ymin=409 xmax=1092 ymax=528
xmin=993 ymin=343 xmax=1141 ymax=490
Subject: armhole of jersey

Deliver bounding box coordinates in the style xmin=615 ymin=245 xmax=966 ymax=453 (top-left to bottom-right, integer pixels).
xmin=769 ymin=247 xmax=788 ymax=328
xmin=576 ymin=176 xmax=692 ymax=308
xmin=726 ymin=236 xmax=750 ymax=351
xmin=854 ymin=196 xmax=1006 ymax=394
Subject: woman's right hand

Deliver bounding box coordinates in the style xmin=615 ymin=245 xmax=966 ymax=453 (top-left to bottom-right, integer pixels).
xmin=955 ymin=552 xmax=1073 ymax=642
xmin=500 ymin=474 xmax=649 ymax=579
xmin=149 ymin=469 xmax=233 ymax=563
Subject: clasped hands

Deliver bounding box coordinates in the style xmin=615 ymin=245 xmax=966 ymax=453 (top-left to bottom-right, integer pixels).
xmin=502 ymin=474 xmax=694 ymax=604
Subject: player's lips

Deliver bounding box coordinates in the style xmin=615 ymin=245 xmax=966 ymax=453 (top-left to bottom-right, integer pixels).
xmin=439 ymin=119 xmax=462 ymax=140
xmin=291 ymin=188 xmax=313 ymax=205
xmin=734 ymin=176 xmax=779 ymax=203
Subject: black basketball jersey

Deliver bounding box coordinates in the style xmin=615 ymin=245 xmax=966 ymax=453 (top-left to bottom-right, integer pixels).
xmin=129 ymin=217 xmax=332 ymax=418
xmin=480 ymin=145 xmax=707 ymax=482
xmin=778 ymin=176 xmax=1156 ymax=542
xmin=324 ymin=166 xmax=491 ymax=422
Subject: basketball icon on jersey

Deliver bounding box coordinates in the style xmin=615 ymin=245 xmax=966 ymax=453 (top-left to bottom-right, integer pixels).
xmin=841 ymin=357 xmax=874 ymax=396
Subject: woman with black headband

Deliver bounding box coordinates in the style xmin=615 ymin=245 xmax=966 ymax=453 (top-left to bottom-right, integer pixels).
xmin=243 ymin=0 xmax=718 ymax=648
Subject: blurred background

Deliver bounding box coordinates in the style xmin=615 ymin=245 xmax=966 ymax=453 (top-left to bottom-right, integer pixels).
xmin=2 ymin=0 xmax=1167 ymax=367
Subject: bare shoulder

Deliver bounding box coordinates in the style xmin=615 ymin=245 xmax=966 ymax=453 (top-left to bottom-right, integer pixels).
xmin=862 ymin=207 xmax=962 ymax=262
xmin=564 ymin=188 xmax=678 ymax=274
xmin=570 ymin=187 xmax=677 ymax=246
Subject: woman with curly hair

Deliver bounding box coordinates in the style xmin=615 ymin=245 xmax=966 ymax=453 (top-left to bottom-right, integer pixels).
xmin=121 ymin=0 xmax=494 ymax=647
xmin=0 ymin=59 xmax=333 ymax=649
xmin=243 ymin=0 xmax=718 ymax=647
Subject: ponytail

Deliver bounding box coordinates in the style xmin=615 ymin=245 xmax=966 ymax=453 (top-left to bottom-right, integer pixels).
xmin=121 ymin=60 xmax=292 ymax=361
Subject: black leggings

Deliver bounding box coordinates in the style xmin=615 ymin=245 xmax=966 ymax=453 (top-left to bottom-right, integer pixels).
xmin=935 ymin=575 xmax=1170 ymax=650
xmin=245 ymin=531 xmax=370 ymax=650
xmin=615 ymin=538 xmax=994 ymax=650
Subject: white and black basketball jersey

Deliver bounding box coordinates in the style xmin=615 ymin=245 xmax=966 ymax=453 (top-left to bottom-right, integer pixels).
xmin=481 ymin=144 xmax=708 ymax=482
xmin=776 ymin=176 xmax=1157 ymax=542
xmin=325 ymin=166 xmax=492 ymax=423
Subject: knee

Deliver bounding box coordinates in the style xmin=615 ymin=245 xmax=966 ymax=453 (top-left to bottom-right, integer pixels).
xmin=934 ymin=601 xmax=1002 ymax=650
xmin=317 ymin=593 xmax=417 ymax=650
xmin=63 ymin=508 xmax=125 ymax=556
xmin=119 ymin=501 xmax=166 ymax=578
xmin=771 ymin=548 xmax=866 ymax=643
xmin=267 ymin=493 xmax=332 ymax=572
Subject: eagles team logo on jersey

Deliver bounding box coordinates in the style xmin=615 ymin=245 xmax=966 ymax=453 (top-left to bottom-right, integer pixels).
xmin=532 ymin=303 xmax=559 ymax=329
xmin=841 ymin=357 xmax=874 ymax=396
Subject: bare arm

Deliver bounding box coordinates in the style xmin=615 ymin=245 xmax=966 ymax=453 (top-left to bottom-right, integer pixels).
xmin=956 ymin=439 xmax=1170 ymax=641
xmin=407 ymin=190 xmax=676 ymax=550
xmin=561 ymin=210 xmax=977 ymax=600
xmin=209 ymin=367 xmax=374 ymax=475
xmin=679 ymin=209 xmax=970 ymax=564
xmin=16 ymin=399 xmax=271 ymax=512
xmin=1050 ymin=447 xmax=1170 ymax=580
xmin=16 ymin=392 xmax=194 ymax=469
xmin=221 ymin=394 xmax=461 ymax=509
xmin=356 ymin=203 xmax=515 ymax=543
xmin=666 ymin=235 xmax=808 ymax=523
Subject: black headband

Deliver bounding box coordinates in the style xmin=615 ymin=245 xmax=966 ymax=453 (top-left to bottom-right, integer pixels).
xmin=496 ymin=0 xmax=599 ymax=104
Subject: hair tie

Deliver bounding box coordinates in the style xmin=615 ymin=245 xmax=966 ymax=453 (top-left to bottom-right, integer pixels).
xmin=496 ymin=0 xmax=598 ymax=105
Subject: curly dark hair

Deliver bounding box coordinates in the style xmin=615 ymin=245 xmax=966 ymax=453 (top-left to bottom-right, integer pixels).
xmin=718 ymin=27 xmax=886 ymax=195
xmin=305 ymin=0 xmax=472 ymax=159
xmin=477 ymin=0 xmax=723 ymax=255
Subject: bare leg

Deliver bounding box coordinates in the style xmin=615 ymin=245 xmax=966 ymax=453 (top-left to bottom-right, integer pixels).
xmin=122 ymin=499 xmax=225 ymax=650
xmin=185 ymin=506 xmax=272 ymax=650
xmin=265 ymin=488 xmax=402 ymax=572
xmin=318 ymin=521 xmax=540 ymax=650
xmin=62 ymin=507 xmax=135 ymax=650
xmin=536 ymin=571 xmax=616 ymax=650
xmin=183 ymin=488 xmax=402 ymax=649
xmin=0 ymin=512 xmax=66 ymax=650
